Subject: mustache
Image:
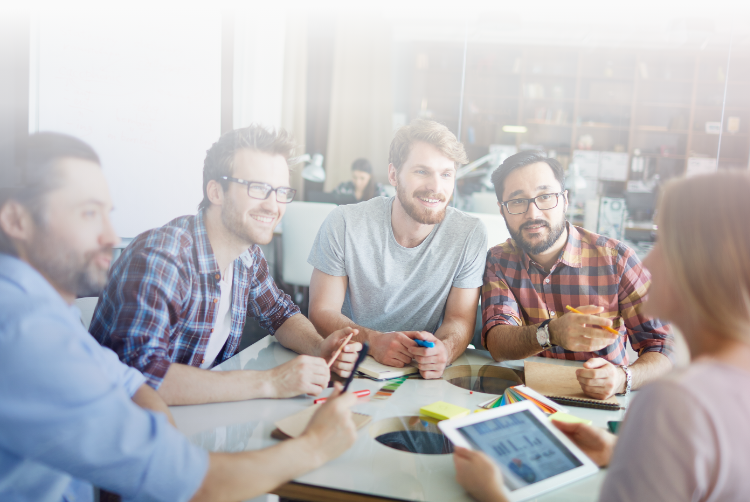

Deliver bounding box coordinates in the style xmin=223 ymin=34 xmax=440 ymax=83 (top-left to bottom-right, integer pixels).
xmin=413 ymin=190 xmax=446 ymax=202
xmin=520 ymin=220 xmax=549 ymax=230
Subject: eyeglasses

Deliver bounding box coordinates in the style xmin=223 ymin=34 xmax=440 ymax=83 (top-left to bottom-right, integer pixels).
xmin=221 ymin=176 xmax=297 ymax=203
xmin=501 ymin=192 xmax=564 ymax=215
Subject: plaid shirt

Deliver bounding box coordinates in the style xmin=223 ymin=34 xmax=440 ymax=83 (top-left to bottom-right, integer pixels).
xmin=481 ymin=223 xmax=673 ymax=364
xmin=90 ymin=212 xmax=299 ymax=388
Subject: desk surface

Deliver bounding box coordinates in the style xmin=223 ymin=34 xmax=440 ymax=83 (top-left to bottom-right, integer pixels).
xmin=172 ymin=337 xmax=628 ymax=502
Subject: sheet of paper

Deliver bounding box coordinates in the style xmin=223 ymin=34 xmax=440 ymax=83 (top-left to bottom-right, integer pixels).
xmin=524 ymin=361 xmax=619 ymax=405
xmin=274 ymin=404 xmax=372 ymax=439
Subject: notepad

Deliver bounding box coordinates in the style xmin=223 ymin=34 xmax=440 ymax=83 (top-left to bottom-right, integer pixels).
xmin=271 ymin=404 xmax=372 ymax=440
xmin=524 ymin=361 xmax=622 ymax=410
xmin=420 ymin=401 xmax=470 ymax=421
xmin=356 ymin=355 xmax=420 ymax=380
xmin=548 ymin=412 xmax=593 ymax=426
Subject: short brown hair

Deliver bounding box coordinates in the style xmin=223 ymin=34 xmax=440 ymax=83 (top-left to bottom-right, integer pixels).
xmin=199 ymin=124 xmax=297 ymax=210
xmin=388 ymin=119 xmax=468 ymax=172
xmin=658 ymin=170 xmax=750 ymax=341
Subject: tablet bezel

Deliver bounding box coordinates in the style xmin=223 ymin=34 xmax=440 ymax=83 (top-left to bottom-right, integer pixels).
xmin=439 ymin=401 xmax=599 ymax=502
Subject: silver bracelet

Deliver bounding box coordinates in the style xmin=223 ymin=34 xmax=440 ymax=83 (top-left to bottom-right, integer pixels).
xmin=619 ymin=364 xmax=632 ymax=395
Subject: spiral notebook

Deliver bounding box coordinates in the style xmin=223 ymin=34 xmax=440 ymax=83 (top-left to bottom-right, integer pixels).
xmin=524 ymin=361 xmax=622 ymax=410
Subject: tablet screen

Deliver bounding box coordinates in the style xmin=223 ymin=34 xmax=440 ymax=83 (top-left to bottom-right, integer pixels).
xmin=457 ymin=410 xmax=582 ymax=491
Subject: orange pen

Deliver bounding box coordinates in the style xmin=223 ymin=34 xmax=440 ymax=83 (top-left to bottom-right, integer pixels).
xmin=565 ymin=305 xmax=621 ymax=336
xmin=327 ymin=332 xmax=354 ymax=368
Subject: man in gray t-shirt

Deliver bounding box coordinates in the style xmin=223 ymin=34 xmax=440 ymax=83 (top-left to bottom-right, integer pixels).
xmin=307 ymin=119 xmax=488 ymax=379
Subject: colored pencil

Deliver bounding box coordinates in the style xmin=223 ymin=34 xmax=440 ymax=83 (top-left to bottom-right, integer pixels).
xmin=565 ymin=305 xmax=621 ymax=336
xmin=327 ymin=332 xmax=354 ymax=368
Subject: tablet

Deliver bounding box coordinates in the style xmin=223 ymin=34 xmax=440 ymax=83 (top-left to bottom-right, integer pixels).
xmin=439 ymin=401 xmax=598 ymax=501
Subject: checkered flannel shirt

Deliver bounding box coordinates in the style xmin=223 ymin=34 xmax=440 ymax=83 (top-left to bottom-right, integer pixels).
xmin=90 ymin=212 xmax=299 ymax=388
xmin=481 ymin=223 xmax=673 ymax=364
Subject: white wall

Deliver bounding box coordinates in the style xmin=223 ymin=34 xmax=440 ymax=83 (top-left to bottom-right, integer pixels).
xmin=31 ymin=8 xmax=221 ymax=237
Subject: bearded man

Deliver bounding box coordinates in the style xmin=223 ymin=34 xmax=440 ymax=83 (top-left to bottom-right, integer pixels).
xmin=481 ymin=151 xmax=674 ymax=400
xmin=91 ymin=125 xmax=362 ymax=405
xmin=307 ymin=119 xmax=488 ymax=379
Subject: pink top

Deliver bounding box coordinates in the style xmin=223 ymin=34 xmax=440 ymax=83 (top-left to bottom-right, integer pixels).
xmin=601 ymin=361 xmax=750 ymax=502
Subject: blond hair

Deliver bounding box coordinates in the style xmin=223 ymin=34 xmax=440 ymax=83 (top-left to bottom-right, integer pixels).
xmin=658 ymin=170 xmax=750 ymax=340
xmin=388 ymin=119 xmax=468 ymax=172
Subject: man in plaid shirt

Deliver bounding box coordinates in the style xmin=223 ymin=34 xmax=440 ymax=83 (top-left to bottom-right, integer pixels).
xmin=482 ymin=151 xmax=674 ymax=400
xmin=91 ymin=125 xmax=361 ymax=405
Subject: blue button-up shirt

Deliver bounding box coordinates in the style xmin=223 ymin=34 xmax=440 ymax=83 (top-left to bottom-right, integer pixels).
xmin=0 ymin=254 xmax=208 ymax=502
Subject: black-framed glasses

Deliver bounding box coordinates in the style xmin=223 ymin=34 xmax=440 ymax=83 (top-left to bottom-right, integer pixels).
xmin=221 ymin=176 xmax=297 ymax=203
xmin=501 ymin=192 xmax=564 ymax=215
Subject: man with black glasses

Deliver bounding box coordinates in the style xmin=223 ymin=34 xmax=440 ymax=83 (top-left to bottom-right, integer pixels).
xmin=91 ymin=125 xmax=361 ymax=405
xmin=481 ymin=151 xmax=674 ymax=400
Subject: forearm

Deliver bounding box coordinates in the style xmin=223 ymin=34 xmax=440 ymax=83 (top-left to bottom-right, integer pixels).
xmin=131 ymin=384 xmax=176 ymax=426
xmin=157 ymin=363 xmax=274 ymax=405
xmin=628 ymin=351 xmax=673 ymax=390
xmin=274 ymin=313 xmax=326 ymax=357
xmin=191 ymin=436 xmax=323 ymax=502
xmin=434 ymin=317 xmax=475 ymax=363
xmin=309 ymin=307 xmax=380 ymax=346
xmin=485 ymin=323 xmax=544 ymax=361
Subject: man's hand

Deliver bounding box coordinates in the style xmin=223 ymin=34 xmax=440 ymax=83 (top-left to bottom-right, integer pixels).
xmin=317 ymin=327 xmax=362 ymax=378
xmin=268 ymin=355 xmax=330 ymax=398
xmin=301 ymin=382 xmax=358 ymax=464
xmin=548 ymin=305 xmax=619 ymax=352
xmin=551 ymin=421 xmax=617 ymax=467
xmin=453 ymin=446 xmax=509 ymax=502
xmin=576 ymin=357 xmax=625 ymax=399
xmin=369 ymin=331 xmax=416 ymax=367
xmin=406 ymin=331 xmax=449 ymax=379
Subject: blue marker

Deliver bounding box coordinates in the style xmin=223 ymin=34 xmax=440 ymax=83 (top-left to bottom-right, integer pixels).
xmin=415 ymin=339 xmax=435 ymax=348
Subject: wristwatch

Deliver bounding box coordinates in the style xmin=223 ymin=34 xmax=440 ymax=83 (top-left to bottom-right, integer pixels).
xmin=619 ymin=364 xmax=632 ymax=395
xmin=536 ymin=319 xmax=553 ymax=350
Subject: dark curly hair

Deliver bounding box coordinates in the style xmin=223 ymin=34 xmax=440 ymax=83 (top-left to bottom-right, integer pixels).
xmin=199 ymin=124 xmax=297 ymax=210
xmin=490 ymin=150 xmax=565 ymax=202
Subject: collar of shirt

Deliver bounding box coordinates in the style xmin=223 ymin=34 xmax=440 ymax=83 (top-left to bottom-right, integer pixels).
xmin=519 ymin=221 xmax=583 ymax=273
xmin=193 ymin=210 xmax=254 ymax=278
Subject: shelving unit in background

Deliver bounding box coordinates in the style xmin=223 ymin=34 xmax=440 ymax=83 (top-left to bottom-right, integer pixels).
xmin=400 ymin=43 xmax=750 ymax=184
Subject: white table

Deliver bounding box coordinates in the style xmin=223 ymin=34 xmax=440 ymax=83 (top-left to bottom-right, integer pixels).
xmin=172 ymin=336 xmax=628 ymax=502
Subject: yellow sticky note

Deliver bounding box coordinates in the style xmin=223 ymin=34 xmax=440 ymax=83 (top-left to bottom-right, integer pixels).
xmin=420 ymin=401 xmax=470 ymax=421
xmin=548 ymin=412 xmax=593 ymax=426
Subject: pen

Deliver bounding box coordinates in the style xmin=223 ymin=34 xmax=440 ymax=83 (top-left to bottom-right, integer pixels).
xmin=414 ymin=339 xmax=435 ymax=348
xmin=565 ymin=305 xmax=621 ymax=336
xmin=314 ymin=389 xmax=371 ymax=404
xmin=327 ymin=332 xmax=354 ymax=368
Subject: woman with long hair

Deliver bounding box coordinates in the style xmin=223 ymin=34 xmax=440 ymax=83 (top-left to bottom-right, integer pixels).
xmin=333 ymin=158 xmax=388 ymax=202
xmin=454 ymin=170 xmax=750 ymax=502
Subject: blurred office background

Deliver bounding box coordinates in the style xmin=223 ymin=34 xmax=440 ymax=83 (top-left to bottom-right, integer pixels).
xmin=1 ymin=1 xmax=748 ymax=352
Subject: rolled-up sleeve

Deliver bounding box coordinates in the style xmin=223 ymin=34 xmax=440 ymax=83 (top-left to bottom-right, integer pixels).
xmin=617 ymin=247 xmax=675 ymax=361
xmin=91 ymin=248 xmax=189 ymax=388
xmin=481 ymin=253 xmax=523 ymax=348
xmin=0 ymin=313 xmax=208 ymax=502
xmin=247 ymin=247 xmax=300 ymax=334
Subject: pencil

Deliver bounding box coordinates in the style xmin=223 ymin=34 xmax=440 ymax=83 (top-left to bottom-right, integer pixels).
xmin=327 ymin=332 xmax=354 ymax=368
xmin=565 ymin=305 xmax=621 ymax=336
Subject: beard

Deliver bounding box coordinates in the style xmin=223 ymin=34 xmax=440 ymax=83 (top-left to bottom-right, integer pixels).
xmin=27 ymin=230 xmax=112 ymax=298
xmin=396 ymin=184 xmax=448 ymax=225
xmin=507 ymin=216 xmax=567 ymax=256
xmin=220 ymin=194 xmax=276 ymax=246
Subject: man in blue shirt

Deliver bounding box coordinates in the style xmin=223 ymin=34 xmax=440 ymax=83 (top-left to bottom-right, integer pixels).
xmin=0 ymin=132 xmax=358 ymax=501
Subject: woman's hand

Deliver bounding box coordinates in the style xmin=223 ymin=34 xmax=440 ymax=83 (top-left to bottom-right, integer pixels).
xmin=552 ymin=420 xmax=617 ymax=467
xmin=453 ymin=446 xmax=509 ymax=502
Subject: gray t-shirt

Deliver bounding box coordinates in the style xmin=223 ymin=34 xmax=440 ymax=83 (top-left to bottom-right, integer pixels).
xmin=308 ymin=196 xmax=487 ymax=334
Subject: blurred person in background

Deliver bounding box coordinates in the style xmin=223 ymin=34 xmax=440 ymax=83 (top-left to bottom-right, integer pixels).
xmin=333 ymin=157 xmax=389 ymax=201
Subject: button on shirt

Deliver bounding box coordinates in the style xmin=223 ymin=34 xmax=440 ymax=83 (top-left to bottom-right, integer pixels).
xmin=481 ymin=224 xmax=674 ymax=364
xmin=0 ymin=254 xmax=208 ymax=502
xmin=90 ymin=212 xmax=300 ymax=388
